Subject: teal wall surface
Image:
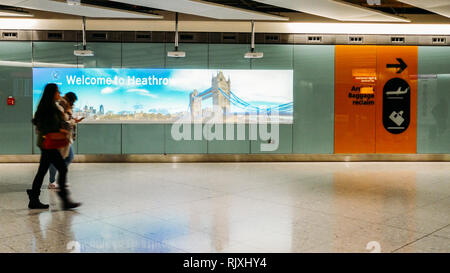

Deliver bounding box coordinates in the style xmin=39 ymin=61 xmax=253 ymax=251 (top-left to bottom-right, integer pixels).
xmin=78 ymin=42 xmax=121 ymax=68
xmin=1 ymin=41 xmax=449 ymax=155
xmin=209 ymin=44 xmax=250 ymax=69
xmin=77 ymin=124 xmax=121 ymax=154
xmin=0 ymin=42 xmax=33 ymax=154
xmin=122 ymin=124 xmax=165 ymax=154
xmin=165 ymin=124 xmax=207 ymax=154
xmin=293 ymin=45 xmax=335 ymax=154
xmin=122 ymin=43 xmax=166 ymax=68
xmin=418 ymin=47 xmax=450 ymax=153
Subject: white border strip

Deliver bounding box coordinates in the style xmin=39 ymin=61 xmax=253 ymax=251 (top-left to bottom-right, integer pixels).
xmin=0 ymin=19 xmax=450 ymax=35
xmin=285 ymin=23 xmax=450 ymax=35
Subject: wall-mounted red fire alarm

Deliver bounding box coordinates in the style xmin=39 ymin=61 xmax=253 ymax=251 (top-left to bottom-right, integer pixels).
xmin=7 ymin=96 xmax=15 ymax=106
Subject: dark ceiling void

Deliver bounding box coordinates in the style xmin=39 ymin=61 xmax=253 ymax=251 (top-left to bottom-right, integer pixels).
xmin=29 ymin=0 xmax=436 ymax=19
xmin=201 ymin=0 xmax=297 ymax=13
xmin=205 ymin=0 xmax=433 ymax=15
xmin=0 ymin=5 xmax=29 ymax=13
xmin=79 ymin=0 xmax=161 ymax=14
xmin=341 ymin=0 xmax=432 ymax=14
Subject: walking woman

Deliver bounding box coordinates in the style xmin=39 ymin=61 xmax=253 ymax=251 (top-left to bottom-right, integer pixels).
xmin=27 ymin=83 xmax=81 ymax=210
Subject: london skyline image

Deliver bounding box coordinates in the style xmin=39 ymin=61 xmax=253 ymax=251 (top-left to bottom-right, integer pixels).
xmin=33 ymin=68 xmax=293 ymax=123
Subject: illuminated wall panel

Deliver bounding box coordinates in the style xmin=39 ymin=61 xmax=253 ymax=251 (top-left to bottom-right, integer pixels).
xmin=375 ymin=46 xmax=417 ymax=153
xmin=335 ymin=46 xmax=377 ymax=153
xmin=335 ymin=45 xmax=418 ymax=154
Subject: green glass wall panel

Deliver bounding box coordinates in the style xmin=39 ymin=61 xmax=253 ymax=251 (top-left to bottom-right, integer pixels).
xmin=418 ymin=47 xmax=450 ymax=153
xmin=418 ymin=46 xmax=450 ymax=74
xmin=122 ymin=124 xmax=165 ymax=154
xmin=0 ymin=41 xmax=31 ymax=62
xmin=0 ymin=122 xmax=32 ymax=154
xmin=78 ymin=42 xmax=121 ymax=68
xmin=208 ymin=44 xmax=250 ymax=69
xmin=165 ymin=124 xmax=207 ymax=154
xmin=71 ymin=126 xmax=79 ymax=154
xmin=251 ymin=44 xmax=293 ymax=69
xmin=122 ymin=43 xmax=165 ymax=68
xmin=0 ymin=41 xmax=33 ymax=154
xmin=33 ymin=42 xmax=77 ymax=66
xmin=207 ymin=124 xmax=250 ymax=154
xmin=32 ymin=128 xmax=38 ymax=154
xmin=251 ymin=124 xmax=292 ymax=154
xmin=77 ymin=124 xmax=121 ymax=154
xmin=5 ymin=41 xmax=450 ymax=156
xmin=292 ymin=45 xmax=334 ymax=154
xmin=165 ymin=43 xmax=208 ymax=68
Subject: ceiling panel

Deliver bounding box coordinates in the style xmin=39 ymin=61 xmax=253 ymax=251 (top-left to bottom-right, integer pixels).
xmin=0 ymin=0 xmax=20 ymax=4
xmin=253 ymin=0 xmax=410 ymax=22
xmin=0 ymin=0 xmax=163 ymax=18
xmin=114 ymin=0 xmax=288 ymax=20
xmin=397 ymin=0 xmax=450 ymax=18
xmin=0 ymin=10 xmax=33 ymax=17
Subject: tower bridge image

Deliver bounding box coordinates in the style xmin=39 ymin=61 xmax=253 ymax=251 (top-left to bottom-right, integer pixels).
xmin=190 ymin=71 xmax=231 ymax=121
xmin=189 ymin=71 xmax=293 ymax=123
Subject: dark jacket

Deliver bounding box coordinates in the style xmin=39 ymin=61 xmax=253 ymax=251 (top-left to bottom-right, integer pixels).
xmin=32 ymin=104 xmax=66 ymax=148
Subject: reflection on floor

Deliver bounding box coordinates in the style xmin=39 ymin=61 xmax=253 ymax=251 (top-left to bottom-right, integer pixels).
xmin=0 ymin=162 xmax=449 ymax=253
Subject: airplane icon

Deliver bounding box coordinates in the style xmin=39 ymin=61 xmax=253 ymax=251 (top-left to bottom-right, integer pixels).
xmin=386 ymin=86 xmax=409 ymax=96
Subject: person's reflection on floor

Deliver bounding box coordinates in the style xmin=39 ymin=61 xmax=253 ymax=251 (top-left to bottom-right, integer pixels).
xmin=25 ymin=198 xmax=79 ymax=253
xmin=432 ymin=97 xmax=448 ymax=138
xmin=49 ymin=190 xmax=80 ymax=252
xmin=24 ymin=210 xmax=46 ymax=252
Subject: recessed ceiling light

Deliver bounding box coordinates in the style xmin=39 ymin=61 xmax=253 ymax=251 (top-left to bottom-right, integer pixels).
xmin=66 ymin=0 xmax=81 ymax=6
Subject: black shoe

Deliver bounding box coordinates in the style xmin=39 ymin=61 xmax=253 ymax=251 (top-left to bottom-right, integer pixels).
xmin=63 ymin=201 xmax=82 ymax=210
xmin=26 ymin=189 xmax=49 ymax=209
xmin=57 ymin=189 xmax=81 ymax=210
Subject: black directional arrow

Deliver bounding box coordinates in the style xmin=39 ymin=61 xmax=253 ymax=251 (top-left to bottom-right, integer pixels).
xmin=386 ymin=58 xmax=407 ymax=74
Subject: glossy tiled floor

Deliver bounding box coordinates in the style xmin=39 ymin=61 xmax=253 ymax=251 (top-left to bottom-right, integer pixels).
xmin=0 ymin=162 xmax=449 ymax=253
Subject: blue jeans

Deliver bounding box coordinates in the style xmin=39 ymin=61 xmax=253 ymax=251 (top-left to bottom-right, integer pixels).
xmin=49 ymin=145 xmax=74 ymax=183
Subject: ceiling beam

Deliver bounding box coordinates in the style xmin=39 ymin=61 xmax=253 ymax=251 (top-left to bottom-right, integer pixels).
xmin=112 ymin=0 xmax=288 ymax=21
xmin=0 ymin=0 xmax=163 ymax=18
xmin=397 ymin=0 xmax=450 ymax=18
xmin=252 ymin=0 xmax=410 ymax=22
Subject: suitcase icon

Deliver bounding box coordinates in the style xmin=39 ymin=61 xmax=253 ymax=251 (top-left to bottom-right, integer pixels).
xmin=389 ymin=111 xmax=405 ymax=126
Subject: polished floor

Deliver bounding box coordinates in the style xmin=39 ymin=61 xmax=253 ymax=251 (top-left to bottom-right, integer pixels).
xmin=0 ymin=162 xmax=449 ymax=253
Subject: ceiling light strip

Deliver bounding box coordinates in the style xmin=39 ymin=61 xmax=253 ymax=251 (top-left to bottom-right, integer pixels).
xmin=285 ymin=23 xmax=450 ymax=35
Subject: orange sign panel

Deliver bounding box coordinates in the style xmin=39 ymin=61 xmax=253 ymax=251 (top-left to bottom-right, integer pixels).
xmin=335 ymin=46 xmax=377 ymax=153
xmin=375 ymin=46 xmax=417 ymax=153
xmin=335 ymin=45 xmax=418 ymax=154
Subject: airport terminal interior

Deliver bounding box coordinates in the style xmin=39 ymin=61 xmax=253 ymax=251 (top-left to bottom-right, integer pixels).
xmin=0 ymin=0 xmax=449 ymax=253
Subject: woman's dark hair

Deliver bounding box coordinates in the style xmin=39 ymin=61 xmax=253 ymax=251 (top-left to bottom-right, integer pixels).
xmin=32 ymin=83 xmax=59 ymax=125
